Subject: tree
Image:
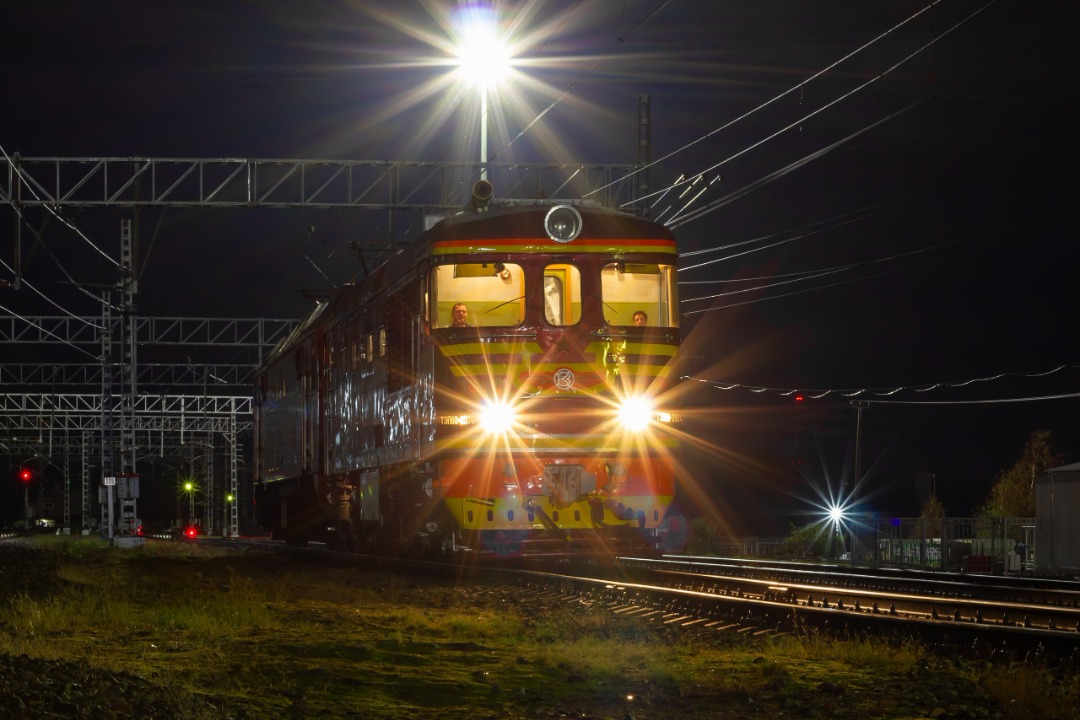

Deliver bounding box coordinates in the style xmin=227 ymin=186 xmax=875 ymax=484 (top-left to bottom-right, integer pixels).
xmin=976 ymin=430 xmax=1064 ymax=518
xmin=920 ymin=494 xmax=945 ymax=537
xmin=778 ymin=522 xmax=835 ymax=559
xmin=921 ymin=494 xmax=945 ymax=520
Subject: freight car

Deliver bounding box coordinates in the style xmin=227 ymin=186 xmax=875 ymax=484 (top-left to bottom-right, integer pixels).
xmin=254 ymin=182 xmax=683 ymax=555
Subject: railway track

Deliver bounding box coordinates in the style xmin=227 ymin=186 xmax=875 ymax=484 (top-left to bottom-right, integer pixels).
xmin=192 ymin=536 xmax=1080 ymax=662
xmin=597 ymin=555 xmax=1080 ymax=658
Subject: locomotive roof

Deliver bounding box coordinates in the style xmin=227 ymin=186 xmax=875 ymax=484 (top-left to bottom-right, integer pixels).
xmin=354 ymin=200 xmax=674 ymax=298
xmin=427 ymin=201 xmax=673 ymax=244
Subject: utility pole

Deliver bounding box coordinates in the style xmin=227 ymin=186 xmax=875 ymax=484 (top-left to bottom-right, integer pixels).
xmin=851 ymin=401 xmax=870 ymax=564
xmin=638 ymin=95 xmax=651 ymax=215
xmin=118 ymin=219 xmax=140 ymax=539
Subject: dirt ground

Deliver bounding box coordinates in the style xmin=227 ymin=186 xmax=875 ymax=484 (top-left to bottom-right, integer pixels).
xmin=1 ymin=538 xmax=1077 ymax=719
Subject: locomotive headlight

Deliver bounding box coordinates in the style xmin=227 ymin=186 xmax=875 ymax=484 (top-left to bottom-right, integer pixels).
xmin=617 ymin=396 xmax=655 ymax=433
xmin=615 ymin=397 xmax=681 ymax=432
xmin=479 ymin=399 xmax=516 ymax=434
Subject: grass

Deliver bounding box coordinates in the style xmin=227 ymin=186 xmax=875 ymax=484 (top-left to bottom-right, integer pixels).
xmin=2 ymin=536 xmax=1079 ymax=718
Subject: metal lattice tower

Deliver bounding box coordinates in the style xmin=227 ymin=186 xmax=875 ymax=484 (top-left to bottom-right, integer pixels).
xmin=99 ymin=292 xmax=115 ymax=537
xmin=202 ymin=433 xmax=215 ymax=533
xmin=62 ymin=440 xmax=70 ymax=531
xmin=226 ymin=412 xmax=239 ymax=537
xmin=81 ymin=431 xmax=92 ymax=532
xmin=118 ymin=219 xmax=140 ymax=536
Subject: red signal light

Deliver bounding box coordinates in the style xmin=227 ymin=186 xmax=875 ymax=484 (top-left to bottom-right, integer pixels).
xmin=19 ymin=468 xmax=32 ymax=483
xmin=794 ymin=394 xmax=805 ymax=403
xmin=184 ymin=526 xmax=198 ymax=539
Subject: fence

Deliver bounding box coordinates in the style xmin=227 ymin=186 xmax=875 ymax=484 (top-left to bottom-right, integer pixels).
xmin=726 ymin=517 xmax=1036 ymax=574
xmin=865 ymin=516 xmax=1034 ymax=573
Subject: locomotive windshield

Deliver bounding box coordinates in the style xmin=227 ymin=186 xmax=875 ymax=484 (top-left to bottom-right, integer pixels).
xmin=430 ymin=259 xmax=678 ymax=329
xmin=431 ymin=262 xmax=526 ymax=328
xmin=601 ymin=262 xmax=678 ymax=328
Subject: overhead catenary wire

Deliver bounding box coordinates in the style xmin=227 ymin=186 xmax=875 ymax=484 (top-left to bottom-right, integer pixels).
xmin=648 ymin=0 xmax=996 ymax=220
xmin=530 ymin=0 xmax=585 ymax=60
xmin=675 ymin=205 xmax=1066 ymax=314
xmin=678 ymin=193 xmax=913 ymax=275
xmin=0 ymin=144 xmax=121 ymax=270
xmin=680 ymin=364 xmax=1080 ymax=404
xmin=680 ymin=254 xmax=933 ymax=316
xmin=587 ymin=0 xmax=947 ymax=204
xmin=0 ymin=256 xmax=101 ymax=329
xmin=304 ymin=254 xmax=337 ymax=289
xmin=673 ymin=155 xmax=1071 ymax=313
xmin=489 ymin=0 xmax=672 ymax=164
xmin=665 ymin=2 xmax=1079 ymax=231
xmin=680 ymin=235 xmax=967 ymax=305
xmin=0 ymin=144 xmax=123 ymax=312
xmin=679 ymin=191 xmax=911 ymax=257
xmin=671 ymin=8 xmax=1079 ymax=315
xmin=863 ymin=393 xmax=1080 ymax=405
xmin=658 ymin=173 xmax=722 ymax=226
xmin=0 ymin=194 xmax=121 ymax=312
xmin=0 ymin=302 xmax=100 ymax=360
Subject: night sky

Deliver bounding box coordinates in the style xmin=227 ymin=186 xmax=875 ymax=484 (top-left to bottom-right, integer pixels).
xmin=2 ymin=1 xmax=1079 ymax=533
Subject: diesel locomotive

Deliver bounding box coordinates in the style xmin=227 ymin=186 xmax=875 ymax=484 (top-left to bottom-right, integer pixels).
xmin=254 ymin=182 xmax=683 ymax=555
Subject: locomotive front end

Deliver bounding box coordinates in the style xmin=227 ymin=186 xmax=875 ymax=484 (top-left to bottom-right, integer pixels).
xmin=427 ymin=201 xmax=682 ymax=554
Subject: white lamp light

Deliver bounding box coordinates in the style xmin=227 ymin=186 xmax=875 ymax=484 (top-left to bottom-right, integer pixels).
xmin=454 ymin=11 xmax=513 ymax=181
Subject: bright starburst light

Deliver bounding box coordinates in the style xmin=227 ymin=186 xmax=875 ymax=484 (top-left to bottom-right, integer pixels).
xmin=321 ymin=3 xmax=625 ymax=167
xmin=453 ymin=8 xmax=513 ymax=89
xmin=775 ymin=433 xmax=898 ymax=562
xmin=450 ymin=6 xmax=516 ymax=179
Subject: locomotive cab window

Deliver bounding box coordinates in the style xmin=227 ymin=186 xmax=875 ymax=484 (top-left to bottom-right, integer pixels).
xmin=601 ymin=262 xmax=679 ymax=328
xmin=543 ymin=264 xmax=581 ymax=326
xmin=431 ymin=262 xmax=525 ymax=328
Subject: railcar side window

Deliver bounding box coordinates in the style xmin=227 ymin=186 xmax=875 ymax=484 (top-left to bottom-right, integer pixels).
xmin=431 ymin=262 xmax=525 ymax=328
xmin=600 ymin=262 xmax=679 ymax=328
xmin=386 ymin=282 xmax=419 ymax=393
xmin=543 ymin=264 xmax=581 ymax=326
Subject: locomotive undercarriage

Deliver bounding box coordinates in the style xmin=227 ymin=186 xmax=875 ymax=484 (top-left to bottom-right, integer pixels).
xmin=254 ymin=473 xmax=343 ymax=548
xmin=255 ymin=463 xmax=460 ymax=555
xmin=256 ymin=458 xmax=665 ymax=557
xmin=438 ymin=451 xmax=671 ymax=556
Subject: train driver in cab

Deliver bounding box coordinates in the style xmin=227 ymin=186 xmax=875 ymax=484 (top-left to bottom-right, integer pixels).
xmin=632 ymin=310 xmax=648 ymax=326
xmin=451 ymin=303 xmax=469 ymax=327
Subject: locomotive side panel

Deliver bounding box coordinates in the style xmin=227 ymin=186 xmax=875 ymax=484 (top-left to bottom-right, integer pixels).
xmin=256 ymin=332 xmax=319 ymax=483
xmin=324 ymin=274 xmax=432 ymax=475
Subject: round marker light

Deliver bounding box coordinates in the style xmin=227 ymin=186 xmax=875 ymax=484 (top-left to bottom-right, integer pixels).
xmin=544 ymin=205 xmax=582 ymax=243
